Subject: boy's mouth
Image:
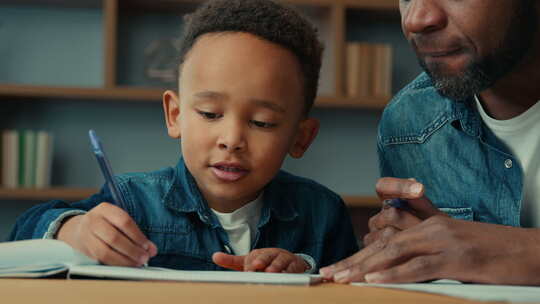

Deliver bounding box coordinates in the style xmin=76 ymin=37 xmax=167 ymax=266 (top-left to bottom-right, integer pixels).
xmin=210 ymin=162 xmax=249 ymax=182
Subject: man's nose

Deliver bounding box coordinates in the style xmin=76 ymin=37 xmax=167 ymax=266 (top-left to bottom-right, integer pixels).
xmin=402 ymin=0 xmax=447 ymax=35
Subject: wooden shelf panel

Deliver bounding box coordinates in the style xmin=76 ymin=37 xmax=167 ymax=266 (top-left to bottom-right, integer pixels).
xmin=0 ymin=187 xmax=97 ymax=201
xmin=0 ymin=84 xmax=388 ymax=109
xmin=0 ymin=187 xmax=380 ymax=208
xmin=342 ymin=195 xmax=380 ymax=208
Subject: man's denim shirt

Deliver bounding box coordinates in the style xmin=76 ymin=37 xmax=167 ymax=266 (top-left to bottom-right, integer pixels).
xmin=378 ymin=73 xmax=523 ymax=227
xmin=8 ymin=158 xmax=359 ymax=271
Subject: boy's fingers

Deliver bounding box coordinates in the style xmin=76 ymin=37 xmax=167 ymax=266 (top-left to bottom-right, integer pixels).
xmin=87 ymin=234 xmax=141 ymax=267
xmin=265 ymin=253 xmax=292 ymax=273
xmin=285 ymin=258 xmax=308 ymax=273
xmin=212 ymin=252 xmax=245 ymax=271
xmin=91 ymin=216 xmax=149 ymax=266
xmin=246 ymin=250 xmax=277 ymax=272
xmin=96 ymin=203 xmax=156 ymax=252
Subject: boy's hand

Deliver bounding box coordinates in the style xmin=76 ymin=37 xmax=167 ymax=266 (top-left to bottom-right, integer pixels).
xmin=212 ymin=248 xmax=309 ymax=273
xmin=56 ymin=202 xmax=158 ymax=267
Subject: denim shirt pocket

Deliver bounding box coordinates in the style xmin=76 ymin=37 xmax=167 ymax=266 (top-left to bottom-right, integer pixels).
xmin=439 ymin=207 xmax=474 ymax=221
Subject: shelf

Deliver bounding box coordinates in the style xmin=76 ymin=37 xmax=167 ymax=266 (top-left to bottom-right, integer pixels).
xmin=0 ymin=188 xmax=380 ymax=208
xmin=342 ymin=195 xmax=380 ymax=208
xmin=0 ymin=187 xmax=97 ymax=201
xmin=0 ymin=84 xmax=388 ymax=109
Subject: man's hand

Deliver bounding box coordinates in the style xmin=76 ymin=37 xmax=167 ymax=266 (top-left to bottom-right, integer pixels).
xmin=321 ymin=216 xmax=540 ymax=285
xmin=212 ymin=248 xmax=309 ymax=273
xmin=57 ymin=202 xmax=158 ymax=267
xmin=320 ymin=177 xmax=540 ymax=285
xmin=364 ymin=177 xmax=446 ymax=246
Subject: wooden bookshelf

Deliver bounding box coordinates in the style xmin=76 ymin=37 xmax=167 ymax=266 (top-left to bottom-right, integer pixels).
xmin=0 ymin=187 xmax=380 ymax=208
xmin=0 ymin=187 xmax=97 ymax=201
xmin=0 ymin=84 xmax=389 ymax=109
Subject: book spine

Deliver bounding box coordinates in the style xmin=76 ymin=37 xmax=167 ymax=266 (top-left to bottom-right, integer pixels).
xmin=23 ymin=130 xmax=37 ymax=188
xmin=2 ymin=130 xmax=19 ymax=188
xmin=35 ymin=131 xmax=53 ymax=189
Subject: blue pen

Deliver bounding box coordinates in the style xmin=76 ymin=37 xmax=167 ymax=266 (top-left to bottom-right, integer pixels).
xmin=88 ymin=130 xmax=127 ymax=206
xmin=383 ymin=198 xmax=409 ymax=209
xmin=89 ymin=130 xmax=150 ymax=267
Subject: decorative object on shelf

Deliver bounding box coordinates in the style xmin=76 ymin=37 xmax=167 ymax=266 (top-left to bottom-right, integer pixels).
xmin=1 ymin=130 xmax=54 ymax=189
xmin=143 ymin=38 xmax=181 ymax=85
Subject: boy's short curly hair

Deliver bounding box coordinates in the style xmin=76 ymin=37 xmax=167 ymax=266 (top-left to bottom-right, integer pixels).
xmin=178 ymin=0 xmax=324 ymax=114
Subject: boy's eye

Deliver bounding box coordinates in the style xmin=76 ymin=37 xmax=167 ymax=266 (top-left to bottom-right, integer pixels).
xmin=250 ymin=120 xmax=277 ymax=129
xmin=198 ymin=111 xmax=222 ymax=120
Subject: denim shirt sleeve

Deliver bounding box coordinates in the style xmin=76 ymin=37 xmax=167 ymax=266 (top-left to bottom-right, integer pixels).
xmin=321 ymin=197 xmax=359 ymax=266
xmin=7 ymin=185 xmax=113 ymax=241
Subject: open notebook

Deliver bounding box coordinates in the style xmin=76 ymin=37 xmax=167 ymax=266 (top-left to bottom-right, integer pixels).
xmin=0 ymin=239 xmax=321 ymax=285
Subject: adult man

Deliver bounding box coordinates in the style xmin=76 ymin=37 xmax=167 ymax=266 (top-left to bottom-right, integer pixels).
xmin=320 ymin=0 xmax=540 ymax=285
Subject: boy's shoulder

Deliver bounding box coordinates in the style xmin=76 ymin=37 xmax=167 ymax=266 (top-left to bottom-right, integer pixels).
xmin=268 ymin=170 xmax=343 ymax=206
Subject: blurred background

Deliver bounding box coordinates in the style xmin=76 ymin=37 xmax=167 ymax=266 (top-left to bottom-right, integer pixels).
xmin=0 ymin=0 xmax=421 ymax=242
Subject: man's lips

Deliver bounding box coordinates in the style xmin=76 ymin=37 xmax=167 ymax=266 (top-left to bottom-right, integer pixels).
xmin=419 ymin=48 xmax=463 ymax=58
xmin=210 ymin=163 xmax=249 ymax=182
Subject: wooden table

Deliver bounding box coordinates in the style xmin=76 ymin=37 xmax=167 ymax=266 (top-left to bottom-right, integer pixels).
xmin=0 ymin=279 xmax=494 ymax=304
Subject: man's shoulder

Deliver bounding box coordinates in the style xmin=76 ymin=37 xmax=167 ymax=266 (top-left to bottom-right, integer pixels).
xmin=379 ymin=73 xmax=459 ymax=143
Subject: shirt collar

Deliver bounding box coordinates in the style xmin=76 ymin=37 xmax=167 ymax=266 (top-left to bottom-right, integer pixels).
xmin=163 ymin=158 xmax=298 ymax=227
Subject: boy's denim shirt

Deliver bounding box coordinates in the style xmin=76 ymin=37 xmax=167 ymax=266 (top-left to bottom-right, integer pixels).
xmin=8 ymin=158 xmax=359 ymax=271
xmin=379 ymin=72 xmax=523 ymax=227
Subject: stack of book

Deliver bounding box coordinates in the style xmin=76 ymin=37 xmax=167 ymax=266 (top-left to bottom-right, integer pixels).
xmin=1 ymin=130 xmax=54 ymax=189
xmin=346 ymin=42 xmax=393 ymax=98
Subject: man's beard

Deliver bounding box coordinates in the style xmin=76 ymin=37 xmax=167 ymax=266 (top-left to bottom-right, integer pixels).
xmin=417 ymin=2 xmax=537 ymax=101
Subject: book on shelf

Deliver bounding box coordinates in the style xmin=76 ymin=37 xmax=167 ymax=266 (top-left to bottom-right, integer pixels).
xmin=346 ymin=42 xmax=393 ymax=100
xmin=1 ymin=130 xmax=54 ymax=189
xmin=0 ymin=239 xmax=322 ymax=285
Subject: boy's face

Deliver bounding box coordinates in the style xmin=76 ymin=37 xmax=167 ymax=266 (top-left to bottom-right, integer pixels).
xmin=163 ymin=32 xmax=319 ymax=212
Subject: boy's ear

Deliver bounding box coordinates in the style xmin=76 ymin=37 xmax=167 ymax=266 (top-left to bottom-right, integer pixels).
xmin=289 ymin=118 xmax=319 ymax=158
xmin=163 ymin=90 xmax=182 ymax=139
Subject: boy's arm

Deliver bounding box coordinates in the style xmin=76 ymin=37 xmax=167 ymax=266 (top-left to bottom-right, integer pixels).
xmin=8 ymin=187 xmax=111 ymax=241
xmin=321 ymin=197 xmax=360 ymax=267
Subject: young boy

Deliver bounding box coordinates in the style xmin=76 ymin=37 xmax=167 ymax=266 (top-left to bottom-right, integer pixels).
xmin=9 ymin=0 xmax=358 ymax=273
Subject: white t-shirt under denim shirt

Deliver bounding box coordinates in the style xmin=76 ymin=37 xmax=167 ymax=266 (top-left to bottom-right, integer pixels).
xmin=475 ymin=96 xmax=540 ymax=227
xmin=211 ymin=195 xmax=263 ymax=256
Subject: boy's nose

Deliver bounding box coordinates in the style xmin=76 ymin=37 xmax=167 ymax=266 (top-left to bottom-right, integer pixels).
xmin=217 ymin=125 xmax=246 ymax=152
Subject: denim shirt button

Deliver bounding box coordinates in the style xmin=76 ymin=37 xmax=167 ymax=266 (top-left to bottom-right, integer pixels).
xmin=504 ymin=159 xmax=513 ymax=169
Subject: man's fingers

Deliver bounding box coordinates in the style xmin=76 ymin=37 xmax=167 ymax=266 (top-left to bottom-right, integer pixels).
xmin=406 ymin=197 xmax=448 ymax=219
xmin=97 ymin=203 xmax=156 ymax=253
xmin=376 ymin=177 xmax=424 ymax=200
xmin=371 ymin=207 xmax=422 ymax=231
xmin=212 ymin=252 xmax=245 ymax=271
xmin=365 ymin=255 xmax=442 ymax=284
xmin=320 ymin=239 xmax=387 ymax=279
xmin=91 ymin=216 xmax=149 ymax=265
xmin=363 ymin=226 xmax=399 ymax=247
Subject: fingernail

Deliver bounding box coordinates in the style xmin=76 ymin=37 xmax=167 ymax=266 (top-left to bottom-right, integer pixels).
xmin=319 ymin=266 xmax=332 ymax=277
xmin=142 ymin=243 xmax=149 ymax=250
xmin=365 ymin=272 xmax=383 ymax=283
xmin=334 ymin=270 xmax=350 ymax=282
xmin=409 ymin=183 xmax=423 ymax=195
xmin=139 ymin=254 xmax=149 ymax=265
